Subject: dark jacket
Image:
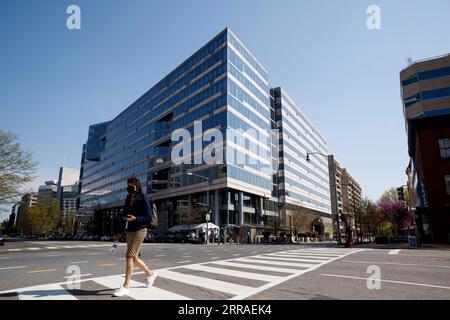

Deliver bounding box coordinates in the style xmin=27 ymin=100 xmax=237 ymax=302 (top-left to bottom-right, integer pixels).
xmin=119 ymin=192 xmax=153 ymax=232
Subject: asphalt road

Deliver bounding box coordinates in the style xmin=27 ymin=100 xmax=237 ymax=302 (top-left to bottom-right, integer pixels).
xmin=0 ymin=241 xmax=449 ymax=300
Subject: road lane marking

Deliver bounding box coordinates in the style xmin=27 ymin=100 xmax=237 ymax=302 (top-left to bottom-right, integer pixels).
xmin=27 ymin=248 xmax=42 ymax=251
xmin=26 ymin=269 xmax=57 ymax=274
xmin=210 ymin=257 xmax=220 ymax=259
xmin=96 ymin=263 xmax=117 ymax=267
xmin=154 ymin=255 xmax=165 ymax=257
xmin=0 ymin=266 xmax=26 ymax=271
xmin=233 ymin=254 xmax=241 ymax=256
xmin=177 ymin=260 xmax=191 ymax=264
xmin=342 ymin=260 xmax=450 ymax=269
xmin=320 ymin=273 xmax=450 ymax=290
xmin=389 ymin=249 xmax=401 ymax=255
xmin=7 ymin=249 xmax=22 ymax=252
xmin=63 ymin=274 xmax=92 ymax=279
xmin=0 ymin=257 xmax=11 ymax=260
xmin=70 ymin=261 xmax=89 ymax=264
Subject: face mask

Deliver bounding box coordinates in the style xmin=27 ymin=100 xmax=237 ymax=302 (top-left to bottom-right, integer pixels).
xmin=127 ymin=185 xmax=136 ymax=194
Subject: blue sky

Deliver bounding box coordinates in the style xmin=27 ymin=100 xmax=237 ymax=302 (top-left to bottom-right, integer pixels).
xmin=1 ymin=0 xmax=449 ymax=219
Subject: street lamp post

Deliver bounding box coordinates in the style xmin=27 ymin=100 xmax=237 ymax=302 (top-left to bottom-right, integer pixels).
xmin=187 ymin=172 xmax=210 ymax=244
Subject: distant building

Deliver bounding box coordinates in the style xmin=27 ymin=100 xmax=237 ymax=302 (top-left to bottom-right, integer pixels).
xmin=38 ymin=180 xmax=58 ymax=200
xmin=16 ymin=193 xmax=38 ymax=231
xmin=328 ymin=156 xmax=362 ymax=240
xmin=400 ymin=53 xmax=450 ymax=243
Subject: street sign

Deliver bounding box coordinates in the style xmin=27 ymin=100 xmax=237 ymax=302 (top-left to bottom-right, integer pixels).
xmin=206 ymin=214 xmax=210 ymax=222
xmin=408 ymin=236 xmax=418 ymax=249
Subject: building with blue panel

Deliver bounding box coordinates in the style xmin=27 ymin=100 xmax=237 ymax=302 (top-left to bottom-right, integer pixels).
xmin=77 ymin=28 xmax=332 ymax=239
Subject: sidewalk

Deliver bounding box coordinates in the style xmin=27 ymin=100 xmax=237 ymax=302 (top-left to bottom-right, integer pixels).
xmin=353 ymin=242 xmax=450 ymax=251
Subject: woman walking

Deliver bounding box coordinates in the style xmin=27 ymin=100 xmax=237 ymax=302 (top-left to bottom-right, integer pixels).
xmin=113 ymin=177 xmax=158 ymax=297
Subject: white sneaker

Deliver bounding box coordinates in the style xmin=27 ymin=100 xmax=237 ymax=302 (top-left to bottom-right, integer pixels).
xmin=146 ymin=272 xmax=158 ymax=288
xmin=113 ymin=286 xmax=130 ymax=297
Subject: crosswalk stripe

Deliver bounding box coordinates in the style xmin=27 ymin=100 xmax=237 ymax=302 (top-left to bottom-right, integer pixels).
xmin=156 ymin=269 xmax=253 ymax=296
xmin=256 ymin=255 xmax=326 ymax=263
xmin=234 ymin=257 xmax=318 ymax=268
xmin=183 ymin=265 xmax=283 ymax=282
xmin=280 ymin=251 xmax=342 ymax=256
xmin=17 ymin=283 xmax=77 ymax=300
xmin=0 ymin=248 xmax=363 ymax=300
xmin=265 ymin=253 xmax=331 ymax=260
xmin=279 ymin=251 xmax=341 ymax=256
xmin=209 ymin=260 xmax=298 ymax=274
xmin=93 ymin=276 xmax=191 ymax=300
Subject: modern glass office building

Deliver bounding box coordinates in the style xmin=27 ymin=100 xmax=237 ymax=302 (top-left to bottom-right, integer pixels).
xmin=271 ymin=87 xmax=332 ymax=235
xmin=78 ymin=28 xmax=331 ymax=238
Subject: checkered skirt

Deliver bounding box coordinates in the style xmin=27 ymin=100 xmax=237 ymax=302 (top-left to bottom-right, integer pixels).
xmin=126 ymin=227 xmax=147 ymax=257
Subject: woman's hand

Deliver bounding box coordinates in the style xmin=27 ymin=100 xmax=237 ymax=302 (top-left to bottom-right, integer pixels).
xmin=127 ymin=215 xmax=137 ymax=222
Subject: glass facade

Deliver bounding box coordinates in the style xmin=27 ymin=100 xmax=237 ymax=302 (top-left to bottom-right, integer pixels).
xmin=271 ymin=87 xmax=331 ymax=214
xmin=78 ymin=28 xmax=331 ymax=235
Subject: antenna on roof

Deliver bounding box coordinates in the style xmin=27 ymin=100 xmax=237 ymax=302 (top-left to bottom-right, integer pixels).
xmin=406 ymin=57 xmax=414 ymax=66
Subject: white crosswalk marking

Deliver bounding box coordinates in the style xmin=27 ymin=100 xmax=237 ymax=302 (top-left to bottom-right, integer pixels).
xmin=235 ymin=257 xmax=318 ymax=268
xmin=93 ymin=276 xmax=191 ymax=300
xmin=257 ymin=255 xmax=327 ymax=263
xmin=0 ymin=248 xmax=364 ymax=300
xmin=18 ymin=284 xmax=77 ymax=300
xmin=265 ymin=253 xmax=331 ymax=260
xmin=210 ymin=260 xmax=299 ymax=274
xmin=183 ymin=264 xmax=284 ymax=282
xmin=156 ymin=269 xmax=255 ymax=296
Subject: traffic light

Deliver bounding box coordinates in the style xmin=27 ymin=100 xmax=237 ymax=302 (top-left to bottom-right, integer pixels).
xmin=397 ymin=187 xmax=405 ymax=202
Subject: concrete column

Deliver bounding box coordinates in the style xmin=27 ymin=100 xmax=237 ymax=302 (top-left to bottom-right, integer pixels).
xmin=259 ymin=197 xmax=264 ymax=226
xmin=238 ymin=191 xmax=244 ymax=226
xmin=214 ymin=190 xmax=220 ymax=226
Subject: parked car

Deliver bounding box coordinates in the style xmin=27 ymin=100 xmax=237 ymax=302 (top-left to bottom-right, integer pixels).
xmin=0 ymin=233 xmax=5 ymax=246
xmin=144 ymin=234 xmax=155 ymax=243
xmin=101 ymin=235 xmax=113 ymax=241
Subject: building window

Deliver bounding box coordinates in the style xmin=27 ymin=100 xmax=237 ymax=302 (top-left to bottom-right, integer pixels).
xmin=445 ymin=175 xmax=450 ymax=196
xmin=439 ymin=138 xmax=450 ymax=159
xmin=404 ymin=92 xmax=421 ymax=108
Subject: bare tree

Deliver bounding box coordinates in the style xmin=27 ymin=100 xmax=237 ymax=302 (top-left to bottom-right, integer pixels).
xmin=0 ymin=131 xmax=37 ymax=206
xmin=177 ymin=207 xmax=203 ymax=232
xmin=291 ymin=210 xmax=319 ymax=234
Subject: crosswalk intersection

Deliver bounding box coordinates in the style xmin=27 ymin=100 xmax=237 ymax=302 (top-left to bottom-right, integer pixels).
xmin=0 ymin=248 xmax=364 ymax=300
